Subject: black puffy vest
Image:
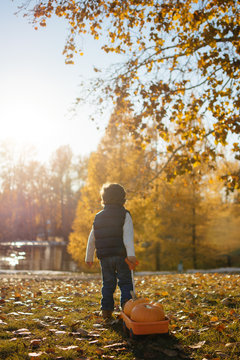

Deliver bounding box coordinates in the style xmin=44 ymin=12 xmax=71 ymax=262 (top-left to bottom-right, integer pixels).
xmin=93 ymin=204 xmax=128 ymax=259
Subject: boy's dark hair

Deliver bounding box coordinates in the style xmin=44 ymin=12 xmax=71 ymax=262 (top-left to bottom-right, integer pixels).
xmin=100 ymin=183 xmax=126 ymax=206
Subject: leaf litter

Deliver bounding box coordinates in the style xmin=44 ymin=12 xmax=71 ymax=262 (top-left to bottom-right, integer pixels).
xmin=0 ymin=273 xmax=239 ymax=359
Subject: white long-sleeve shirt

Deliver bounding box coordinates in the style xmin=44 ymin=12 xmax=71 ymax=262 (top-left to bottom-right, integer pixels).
xmin=85 ymin=212 xmax=135 ymax=262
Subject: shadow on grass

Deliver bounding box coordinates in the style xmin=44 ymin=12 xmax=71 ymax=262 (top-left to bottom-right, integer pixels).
xmin=109 ymin=317 xmax=192 ymax=360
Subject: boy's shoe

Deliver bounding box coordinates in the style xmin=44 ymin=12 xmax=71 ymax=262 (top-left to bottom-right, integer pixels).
xmin=102 ymin=310 xmax=113 ymax=319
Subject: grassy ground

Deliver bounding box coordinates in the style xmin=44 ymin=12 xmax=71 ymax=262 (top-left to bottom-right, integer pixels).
xmin=0 ymin=273 xmax=239 ymax=360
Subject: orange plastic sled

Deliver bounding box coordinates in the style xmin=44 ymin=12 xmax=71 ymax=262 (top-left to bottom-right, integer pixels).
xmin=120 ymin=311 xmax=169 ymax=337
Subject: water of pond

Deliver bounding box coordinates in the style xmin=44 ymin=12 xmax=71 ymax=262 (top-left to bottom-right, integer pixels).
xmin=0 ymin=241 xmax=77 ymax=271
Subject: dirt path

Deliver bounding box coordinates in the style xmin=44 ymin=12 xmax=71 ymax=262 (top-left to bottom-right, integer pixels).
xmin=0 ymin=270 xmax=101 ymax=280
xmin=1 ymin=267 xmax=240 ymax=280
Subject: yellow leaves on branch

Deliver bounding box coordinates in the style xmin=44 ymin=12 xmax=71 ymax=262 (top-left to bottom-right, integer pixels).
xmin=29 ymin=0 xmax=240 ymax=169
xmin=39 ymin=19 xmax=46 ymax=27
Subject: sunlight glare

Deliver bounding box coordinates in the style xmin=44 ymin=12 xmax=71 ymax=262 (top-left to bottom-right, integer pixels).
xmin=0 ymin=71 xmax=104 ymax=161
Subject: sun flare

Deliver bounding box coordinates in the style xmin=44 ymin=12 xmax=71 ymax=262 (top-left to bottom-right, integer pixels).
xmin=0 ymin=73 xmax=103 ymax=161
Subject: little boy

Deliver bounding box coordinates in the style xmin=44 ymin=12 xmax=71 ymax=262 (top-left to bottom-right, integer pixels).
xmin=85 ymin=183 xmax=137 ymax=319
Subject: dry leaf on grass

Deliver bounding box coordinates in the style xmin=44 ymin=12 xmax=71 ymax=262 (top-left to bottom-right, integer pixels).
xmin=30 ymin=339 xmax=42 ymax=348
xmin=103 ymin=342 xmax=127 ymax=349
xmin=28 ymin=352 xmax=46 ymax=359
xmin=57 ymin=345 xmax=81 ymax=351
xmin=189 ymin=340 xmax=206 ymax=349
xmin=95 ymin=348 xmax=104 ymax=355
xmin=225 ymin=342 xmax=240 ymax=347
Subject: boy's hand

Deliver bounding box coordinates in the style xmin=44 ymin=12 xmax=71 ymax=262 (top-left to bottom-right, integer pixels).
xmin=127 ymin=256 xmax=138 ymax=266
xmin=86 ymin=262 xmax=93 ymax=267
xmin=125 ymin=257 xmax=139 ymax=270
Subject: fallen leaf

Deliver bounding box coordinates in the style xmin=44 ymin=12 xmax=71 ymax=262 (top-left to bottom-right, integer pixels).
xmin=28 ymin=352 xmax=45 ymax=358
xmin=54 ymin=330 xmax=67 ymax=335
xmin=95 ymin=348 xmax=104 ymax=355
xmin=88 ymin=331 xmax=101 ymax=337
xmin=189 ymin=340 xmax=206 ymax=349
xmin=34 ymin=291 xmax=42 ymax=297
xmin=88 ymin=340 xmax=100 ymax=344
xmin=15 ymin=293 xmax=21 ymax=300
xmin=15 ymin=328 xmax=30 ymax=333
xmin=57 ymin=345 xmax=80 ymax=351
xmin=113 ymin=347 xmax=127 ymax=352
xmin=215 ymin=324 xmax=225 ymax=332
xmin=18 ymin=311 xmax=33 ymax=316
xmin=74 ymin=328 xmax=89 ymax=337
xmin=221 ymin=297 xmax=234 ymax=306
xmin=210 ymin=316 xmax=219 ymax=322
xmin=215 ymin=351 xmax=227 ymax=358
xmin=48 ymin=328 xmax=58 ymax=333
xmin=93 ymin=323 xmax=103 ymax=328
xmin=198 ymin=327 xmax=210 ymax=333
xmin=30 ymin=339 xmax=42 ymax=348
xmin=8 ymin=312 xmax=20 ymax=316
xmin=225 ymin=342 xmax=240 ymax=347
xmin=14 ymin=328 xmax=32 ymax=337
xmin=103 ymin=342 xmax=126 ymax=349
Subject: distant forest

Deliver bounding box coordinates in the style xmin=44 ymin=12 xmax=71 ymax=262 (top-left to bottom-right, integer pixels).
xmin=0 ymin=142 xmax=87 ymax=243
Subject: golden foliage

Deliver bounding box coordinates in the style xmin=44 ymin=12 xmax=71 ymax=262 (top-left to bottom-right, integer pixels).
xmin=23 ymin=0 xmax=240 ymax=185
xmin=68 ymin=116 xmax=240 ymax=270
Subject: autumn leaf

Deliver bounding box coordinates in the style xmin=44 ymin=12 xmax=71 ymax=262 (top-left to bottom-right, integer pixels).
xmin=215 ymin=323 xmax=225 ymax=332
xmin=188 ymin=340 xmax=206 ymax=349
xmin=15 ymin=293 xmax=21 ymax=300
xmin=210 ymin=316 xmax=219 ymax=322
xmin=95 ymin=348 xmax=104 ymax=355
xmin=28 ymin=352 xmax=46 ymax=359
xmin=225 ymin=342 xmax=240 ymax=348
xmin=103 ymin=342 xmax=127 ymax=349
xmin=30 ymin=339 xmax=42 ymax=348
xmin=57 ymin=345 xmax=80 ymax=351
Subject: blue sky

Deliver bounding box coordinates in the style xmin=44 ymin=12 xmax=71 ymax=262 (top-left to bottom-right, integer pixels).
xmin=0 ymin=0 xmax=111 ymax=161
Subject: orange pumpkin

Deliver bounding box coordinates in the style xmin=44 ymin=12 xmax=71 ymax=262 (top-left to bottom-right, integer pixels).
xmin=130 ymin=303 xmax=165 ymax=322
xmin=123 ymin=298 xmax=149 ymax=317
xmin=150 ymin=302 xmax=164 ymax=310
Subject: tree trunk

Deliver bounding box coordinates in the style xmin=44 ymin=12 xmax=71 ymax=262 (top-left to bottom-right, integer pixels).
xmin=192 ymin=206 xmax=197 ymax=269
xmin=155 ymin=242 xmax=161 ymax=271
